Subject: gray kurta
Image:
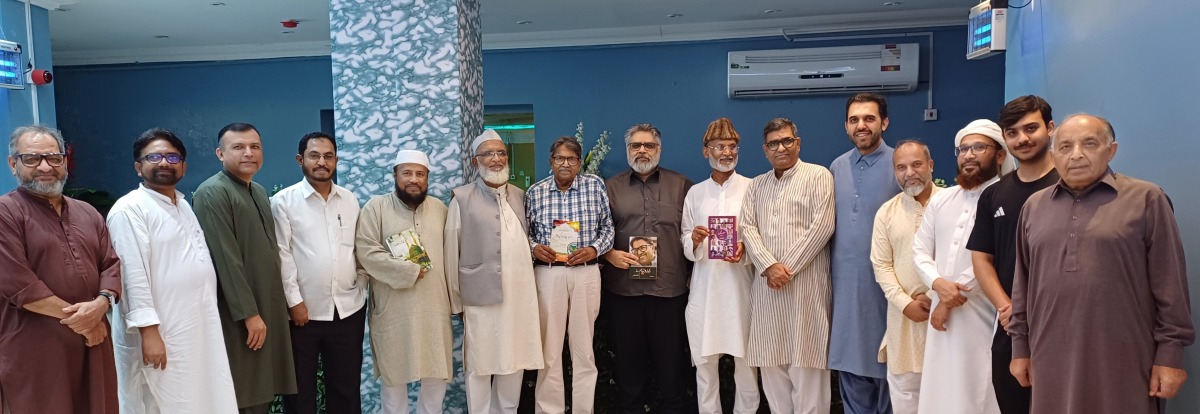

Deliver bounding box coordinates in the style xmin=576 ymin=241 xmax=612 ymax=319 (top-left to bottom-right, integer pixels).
xmin=356 ymin=193 xmax=453 ymax=387
xmin=1011 ymin=171 xmax=1194 ymax=414
xmin=192 ymin=170 xmax=297 ymax=408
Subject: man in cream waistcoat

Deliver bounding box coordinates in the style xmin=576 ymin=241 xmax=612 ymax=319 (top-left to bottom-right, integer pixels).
xmin=445 ymin=130 xmax=544 ymax=413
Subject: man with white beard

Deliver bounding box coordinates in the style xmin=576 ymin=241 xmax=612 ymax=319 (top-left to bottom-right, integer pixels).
xmin=444 ymin=130 xmax=544 ymax=413
xmin=681 ymin=118 xmax=759 ymax=413
xmin=603 ymin=123 xmax=695 ymax=412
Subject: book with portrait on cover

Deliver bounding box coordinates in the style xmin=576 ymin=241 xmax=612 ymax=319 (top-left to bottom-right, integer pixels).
xmin=629 ymin=236 xmax=658 ymax=280
xmin=708 ymin=216 xmax=738 ymax=260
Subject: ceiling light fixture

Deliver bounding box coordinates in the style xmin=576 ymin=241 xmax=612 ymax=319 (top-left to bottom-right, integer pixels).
xmin=56 ymin=7 xmax=70 ymax=11
xmin=154 ymin=35 xmax=170 ymax=39
xmin=764 ymin=9 xmax=782 ymax=14
xmin=667 ymin=13 xmax=684 ymax=18
xmin=211 ymin=2 xmax=226 ymax=5
xmin=883 ymin=1 xmax=903 ymax=6
xmin=516 ymin=20 xmax=532 ymax=25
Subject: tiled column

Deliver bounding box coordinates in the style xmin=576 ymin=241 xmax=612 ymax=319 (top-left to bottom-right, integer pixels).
xmin=330 ymin=0 xmax=482 ymax=411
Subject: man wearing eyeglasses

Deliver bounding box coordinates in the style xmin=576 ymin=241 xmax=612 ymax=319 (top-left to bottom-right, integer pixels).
xmin=444 ymin=129 xmax=543 ymax=413
xmin=741 ymin=117 xmax=835 ymax=413
xmin=193 ymin=123 xmax=298 ymax=414
xmin=526 ymin=136 xmax=614 ymax=414
xmin=602 ymin=123 xmax=695 ymax=413
xmin=106 ymin=128 xmax=238 ymax=413
xmin=828 ymin=93 xmax=901 ymax=414
xmin=680 ymin=117 xmax=759 ymax=413
xmin=0 ymin=125 xmax=122 ymax=413
xmin=912 ymin=119 xmax=1014 ymax=414
xmin=270 ymin=132 xmax=365 ymax=414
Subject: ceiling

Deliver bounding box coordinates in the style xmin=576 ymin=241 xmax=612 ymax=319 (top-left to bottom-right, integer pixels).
xmin=40 ymin=0 xmax=977 ymax=66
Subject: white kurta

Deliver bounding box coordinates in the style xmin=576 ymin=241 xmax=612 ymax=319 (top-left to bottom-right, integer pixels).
xmin=681 ymin=174 xmax=754 ymax=365
xmin=444 ymin=189 xmax=544 ymax=375
xmin=912 ymin=179 xmax=1000 ymax=414
xmin=356 ymin=193 xmax=454 ymax=387
xmin=106 ymin=185 xmax=238 ymax=414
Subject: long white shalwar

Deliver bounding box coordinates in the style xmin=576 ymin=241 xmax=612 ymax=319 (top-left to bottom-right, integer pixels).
xmin=681 ymin=174 xmax=759 ymax=413
xmin=444 ymin=190 xmax=544 ymax=374
xmin=106 ymin=185 xmax=238 ymax=413
xmin=912 ymin=179 xmax=1000 ymax=414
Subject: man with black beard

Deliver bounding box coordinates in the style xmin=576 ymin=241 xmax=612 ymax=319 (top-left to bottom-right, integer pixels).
xmin=356 ymin=150 xmax=452 ymax=414
xmin=967 ymin=96 xmax=1057 ymax=414
xmin=912 ymin=119 xmax=1014 ymax=414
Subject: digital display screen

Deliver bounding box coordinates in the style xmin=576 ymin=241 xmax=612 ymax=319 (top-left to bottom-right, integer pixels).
xmin=0 ymin=41 xmax=21 ymax=89
xmin=968 ymin=9 xmax=994 ymax=55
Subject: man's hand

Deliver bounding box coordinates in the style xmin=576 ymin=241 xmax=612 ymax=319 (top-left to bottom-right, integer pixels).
xmin=997 ymin=303 xmax=1013 ymax=331
xmin=61 ymin=297 xmax=109 ymax=334
xmin=902 ymin=299 xmax=931 ymax=322
xmin=931 ymin=278 xmax=971 ymax=307
xmin=1010 ymin=358 xmax=1033 ymax=387
xmin=1150 ymin=365 xmax=1188 ymax=399
xmin=604 ymin=249 xmax=639 ymax=270
xmin=722 ymin=242 xmax=745 ymax=263
xmin=930 ymin=303 xmax=952 ymax=331
xmin=289 ymin=302 xmax=310 ymax=327
xmin=417 ymin=268 xmax=427 ymax=280
xmin=763 ymin=263 xmax=792 ymax=289
xmin=244 ymin=315 xmax=267 ymax=351
xmin=690 ymin=226 xmax=710 ymax=247
xmin=81 ymin=321 xmax=108 ymax=347
xmin=567 ymin=246 xmax=598 ymax=265
xmin=532 ymin=244 xmax=557 ymax=263
xmin=139 ymin=325 xmax=168 ymax=370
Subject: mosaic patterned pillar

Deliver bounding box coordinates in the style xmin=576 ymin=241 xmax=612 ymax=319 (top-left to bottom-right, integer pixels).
xmin=330 ymin=0 xmax=482 ymax=412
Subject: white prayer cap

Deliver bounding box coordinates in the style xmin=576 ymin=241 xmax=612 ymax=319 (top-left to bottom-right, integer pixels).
xmin=471 ymin=129 xmax=504 ymax=155
xmin=954 ymin=119 xmax=1016 ymax=176
xmin=393 ymin=149 xmax=430 ymax=169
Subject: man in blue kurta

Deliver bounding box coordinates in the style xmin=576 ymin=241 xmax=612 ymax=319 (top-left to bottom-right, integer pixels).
xmin=829 ymin=93 xmax=900 ymax=413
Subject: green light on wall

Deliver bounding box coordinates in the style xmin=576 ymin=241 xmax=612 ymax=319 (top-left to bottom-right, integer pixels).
xmin=484 ymin=124 xmax=535 ymax=130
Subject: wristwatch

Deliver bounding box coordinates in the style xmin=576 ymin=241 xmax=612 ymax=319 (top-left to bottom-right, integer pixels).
xmin=98 ymin=291 xmax=117 ymax=306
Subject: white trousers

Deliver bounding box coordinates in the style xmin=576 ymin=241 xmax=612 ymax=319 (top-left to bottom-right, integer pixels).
xmin=696 ymin=356 xmax=760 ymax=414
xmin=380 ymin=378 xmax=447 ymax=414
xmin=759 ymin=365 xmax=830 ymax=414
xmin=534 ymin=265 xmax=601 ymax=414
xmin=466 ymin=370 xmax=525 ymax=414
xmin=886 ymin=371 xmax=922 ymax=414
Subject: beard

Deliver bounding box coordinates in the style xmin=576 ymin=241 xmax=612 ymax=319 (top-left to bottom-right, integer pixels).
xmin=628 ymin=152 xmax=660 ymax=175
xmin=708 ymin=155 xmax=737 ymax=173
xmin=21 ymin=173 xmax=67 ymax=197
xmin=902 ymin=180 xmax=927 ymax=197
xmin=146 ymin=168 xmax=182 ymax=187
xmin=304 ymin=166 xmax=334 ymax=183
xmin=480 ymin=165 xmax=510 ymax=186
xmin=395 ymin=183 xmax=427 ymax=207
xmin=956 ymin=157 xmax=1001 ymax=190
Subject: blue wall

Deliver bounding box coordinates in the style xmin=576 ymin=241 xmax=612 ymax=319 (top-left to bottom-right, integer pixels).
xmin=1005 ymin=1 xmax=1200 ymax=412
xmin=1 ymin=0 xmax=55 ymax=192
xmin=54 ymin=25 xmax=1004 ymax=196
xmin=54 ymin=57 xmax=334 ymax=195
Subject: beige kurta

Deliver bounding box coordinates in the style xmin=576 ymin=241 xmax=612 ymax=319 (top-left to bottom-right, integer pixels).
xmin=740 ymin=161 xmax=836 ymax=369
xmin=869 ymin=187 xmax=940 ymax=375
xmin=355 ymin=193 xmax=453 ymax=387
xmin=444 ymin=190 xmax=544 ymax=376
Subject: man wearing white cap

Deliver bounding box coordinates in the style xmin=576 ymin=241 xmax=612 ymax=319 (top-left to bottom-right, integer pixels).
xmin=444 ymin=130 xmax=544 ymax=413
xmin=355 ymin=149 xmax=453 ymax=414
xmin=913 ymin=119 xmax=1013 ymax=414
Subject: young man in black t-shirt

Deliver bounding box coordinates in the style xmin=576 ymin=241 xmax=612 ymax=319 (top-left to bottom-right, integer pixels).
xmin=966 ymin=95 xmax=1058 ymax=414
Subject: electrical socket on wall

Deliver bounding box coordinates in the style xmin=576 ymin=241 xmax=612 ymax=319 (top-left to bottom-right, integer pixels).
xmin=923 ymin=108 xmax=938 ymax=122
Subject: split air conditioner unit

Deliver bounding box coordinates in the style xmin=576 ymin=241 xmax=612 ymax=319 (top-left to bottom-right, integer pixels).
xmin=728 ymin=43 xmax=920 ymax=98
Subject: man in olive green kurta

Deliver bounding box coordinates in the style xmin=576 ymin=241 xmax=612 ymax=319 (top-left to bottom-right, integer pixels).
xmin=192 ymin=123 xmax=297 ymax=413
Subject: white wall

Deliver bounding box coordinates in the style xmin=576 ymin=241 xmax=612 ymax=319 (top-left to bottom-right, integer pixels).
xmin=1005 ymin=0 xmax=1200 ymax=411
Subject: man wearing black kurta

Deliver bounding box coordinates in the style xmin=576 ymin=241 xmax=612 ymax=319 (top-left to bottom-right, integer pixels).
xmin=193 ymin=123 xmax=297 ymax=414
xmin=1009 ymin=114 xmax=1193 ymax=414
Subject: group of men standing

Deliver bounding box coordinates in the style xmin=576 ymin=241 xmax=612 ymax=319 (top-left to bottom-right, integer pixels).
xmin=0 ymin=90 xmax=1192 ymax=414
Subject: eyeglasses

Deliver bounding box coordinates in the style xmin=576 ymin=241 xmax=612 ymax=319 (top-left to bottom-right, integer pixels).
xmin=14 ymin=152 xmax=66 ymax=167
xmin=706 ymin=144 xmax=739 ymax=153
xmin=954 ymin=143 xmax=995 ymax=157
xmin=763 ymin=137 xmax=798 ymax=151
xmin=475 ymin=151 xmax=508 ymax=160
xmin=141 ymin=153 xmax=184 ymax=164
xmin=304 ymin=153 xmax=337 ymax=162
xmin=552 ymin=156 xmax=581 ymax=166
xmin=628 ymin=142 xmax=660 ymax=151
xmin=631 ymin=243 xmax=654 ymax=253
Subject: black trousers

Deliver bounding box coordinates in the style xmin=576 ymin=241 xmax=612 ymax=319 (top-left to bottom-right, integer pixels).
xmin=282 ymin=307 xmax=366 ymax=414
xmin=993 ymin=330 xmax=1031 ymax=414
xmin=602 ymin=291 xmax=694 ymax=413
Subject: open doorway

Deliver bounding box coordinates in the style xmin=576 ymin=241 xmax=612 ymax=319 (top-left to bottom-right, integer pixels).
xmin=484 ymin=105 xmax=536 ymax=190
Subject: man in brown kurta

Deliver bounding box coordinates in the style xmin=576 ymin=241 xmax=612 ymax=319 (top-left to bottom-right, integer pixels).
xmin=1009 ymin=114 xmax=1194 ymax=414
xmin=0 ymin=125 xmax=122 ymax=413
